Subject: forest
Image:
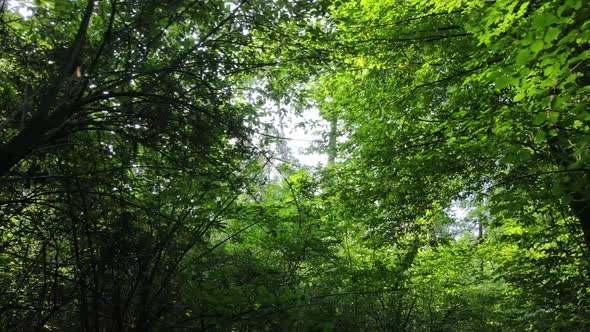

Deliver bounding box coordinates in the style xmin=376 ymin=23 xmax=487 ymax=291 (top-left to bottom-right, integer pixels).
xmin=1 ymin=0 xmax=589 ymax=331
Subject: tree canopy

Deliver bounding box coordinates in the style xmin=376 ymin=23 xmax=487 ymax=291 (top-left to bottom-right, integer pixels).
xmin=1 ymin=0 xmax=590 ymax=331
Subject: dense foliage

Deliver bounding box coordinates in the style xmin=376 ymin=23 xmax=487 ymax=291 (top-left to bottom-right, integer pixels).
xmin=1 ymin=0 xmax=589 ymax=331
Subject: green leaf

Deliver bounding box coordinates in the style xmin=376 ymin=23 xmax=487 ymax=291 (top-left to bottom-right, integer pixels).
xmin=495 ymin=76 xmax=511 ymax=90
xmin=548 ymin=111 xmax=559 ymax=125
xmin=532 ymin=13 xmax=557 ymax=29
xmin=516 ymin=49 xmax=533 ymax=66
xmin=513 ymin=92 xmax=525 ymax=102
xmin=530 ymin=40 xmax=544 ymax=54
xmin=534 ymin=130 xmax=546 ymax=144
xmin=544 ymin=27 xmax=561 ymax=43
xmin=533 ymin=112 xmax=546 ymax=125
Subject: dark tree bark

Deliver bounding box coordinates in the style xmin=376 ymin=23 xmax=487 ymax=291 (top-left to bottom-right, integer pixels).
xmin=0 ymin=0 xmax=95 ymax=176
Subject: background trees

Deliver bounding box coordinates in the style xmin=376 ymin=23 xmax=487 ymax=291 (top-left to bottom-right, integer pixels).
xmin=1 ymin=0 xmax=590 ymax=331
xmin=0 ymin=0 xmax=327 ymax=329
xmin=312 ymin=0 xmax=590 ymax=329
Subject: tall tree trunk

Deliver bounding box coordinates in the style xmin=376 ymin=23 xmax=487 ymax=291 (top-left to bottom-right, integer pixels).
xmin=0 ymin=0 xmax=95 ymax=176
